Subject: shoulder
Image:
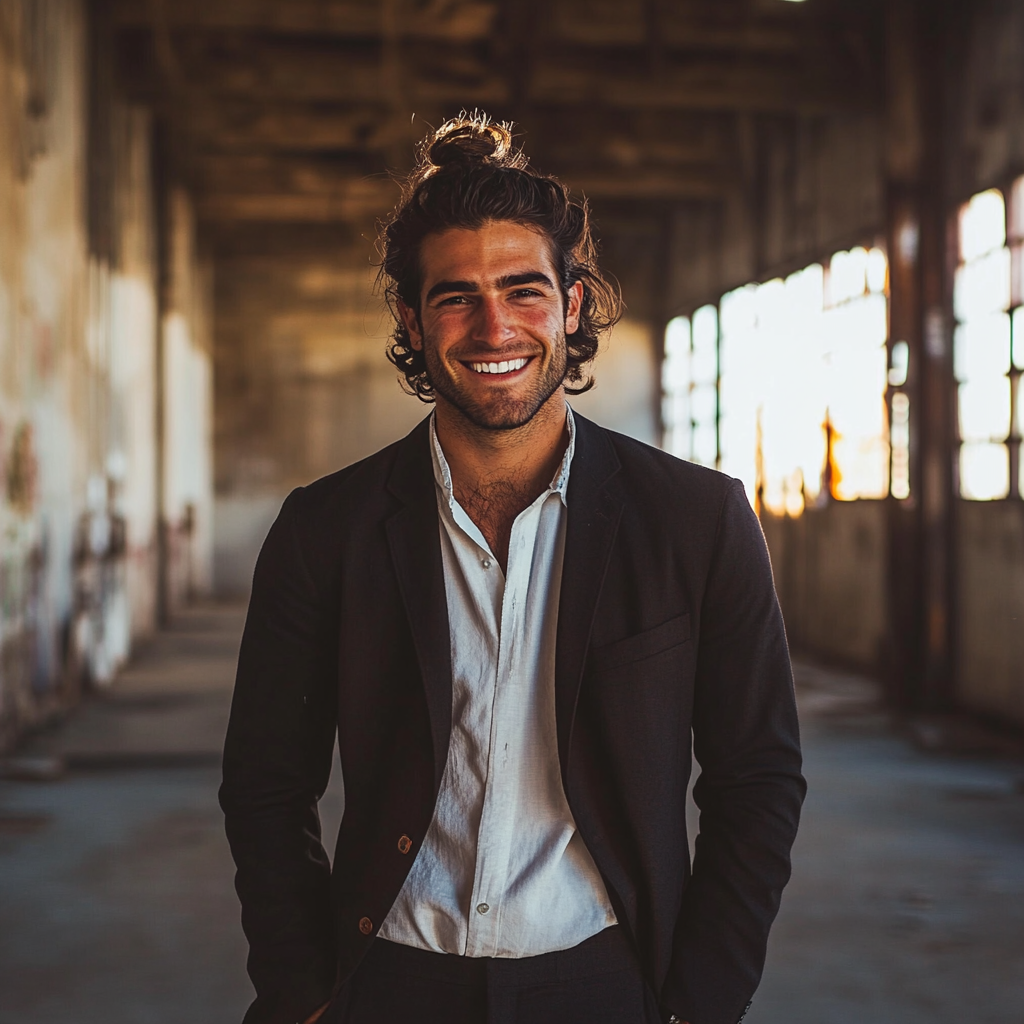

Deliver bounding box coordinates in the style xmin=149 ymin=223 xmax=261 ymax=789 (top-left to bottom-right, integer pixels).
xmin=575 ymin=413 xmax=740 ymax=515
xmin=271 ymin=417 xmax=431 ymax=570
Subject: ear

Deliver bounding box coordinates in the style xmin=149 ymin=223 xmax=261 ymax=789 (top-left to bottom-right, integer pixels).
xmin=564 ymin=281 xmax=584 ymax=335
xmin=397 ymin=298 xmax=424 ymax=350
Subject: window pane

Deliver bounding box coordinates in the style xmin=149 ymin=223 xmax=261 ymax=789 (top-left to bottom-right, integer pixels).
xmin=720 ymin=285 xmax=757 ymax=338
xmin=691 ymin=383 xmax=717 ymax=426
xmin=953 ymin=313 xmax=1012 ymax=382
xmin=960 ymin=189 xmax=1006 ymax=262
xmin=692 ymin=423 xmax=718 ymax=467
xmin=960 ymin=442 xmax=1009 ymax=500
xmin=690 ymin=344 xmax=717 ymax=386
xmin=891 ymin=392 xmax=910 ymax=500
xmin=662 ymin=319 xmax=691 ymax=392
xmin=954 ymin=247 xmax=1012 ymax=321
xmin=664 ymin=317 xmax=690 ymax=361
xmin=959 ymin=378 xmax=1012 ymax=441
xmin=828 ymin=247 xmax=868 ymax=306
xmin=692 ymin=304 xmax=718 ymax=351
xmin=889 ymin=340 xmax=909 ymax=386
xmin=663 ymin=394 xmax=691 ymax=459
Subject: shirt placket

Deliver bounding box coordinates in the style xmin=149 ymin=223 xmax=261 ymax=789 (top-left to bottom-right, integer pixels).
xmin=464 ymin=502 xmax=541 ymax=957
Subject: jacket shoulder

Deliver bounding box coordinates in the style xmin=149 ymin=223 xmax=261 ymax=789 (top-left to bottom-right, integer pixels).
xmin=596 ymin=422 xmax=739 ymax=505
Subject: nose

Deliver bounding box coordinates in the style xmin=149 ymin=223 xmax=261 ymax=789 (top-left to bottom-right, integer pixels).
xmin=471 ymin=295 xmax=515 ymax=347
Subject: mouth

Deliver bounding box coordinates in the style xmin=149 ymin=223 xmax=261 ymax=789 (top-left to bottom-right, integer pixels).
xmin=464 ymin=356 xmax=532 ymax=376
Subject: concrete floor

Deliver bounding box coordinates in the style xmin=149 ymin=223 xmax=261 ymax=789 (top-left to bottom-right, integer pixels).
xmin=0 ymin=606 xmax=1022 ymax=1024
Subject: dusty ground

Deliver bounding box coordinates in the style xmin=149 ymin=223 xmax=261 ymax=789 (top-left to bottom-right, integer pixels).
xmin=0 ymin=606 xmax=1021 ymax=1024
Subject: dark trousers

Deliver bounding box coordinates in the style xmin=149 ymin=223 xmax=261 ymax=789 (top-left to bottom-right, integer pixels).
xmin=327 ymin=925 xmax=661 ymax=1024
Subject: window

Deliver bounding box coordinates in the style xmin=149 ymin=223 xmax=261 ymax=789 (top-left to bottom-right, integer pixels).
xmin=954 ymin=185 xmax=1022 ymax=499
xmin=661 ymin=305 xmax=718 ymax=468
xmin=666 ymin=248 xmax=892 ymax=514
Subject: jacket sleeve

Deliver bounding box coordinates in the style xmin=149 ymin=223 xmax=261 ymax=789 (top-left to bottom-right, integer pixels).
xmin=661 ymin=480 xmax=806 ymax=1024
xmin=220 ymin=489 xmax=340 ymax=1024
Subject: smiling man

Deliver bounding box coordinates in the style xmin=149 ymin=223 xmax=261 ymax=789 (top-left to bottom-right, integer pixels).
xmin=220 ymin=114 xmax=805 ymax=1024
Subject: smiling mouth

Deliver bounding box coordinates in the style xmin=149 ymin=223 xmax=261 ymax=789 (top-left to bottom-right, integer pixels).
xmin=466 ymin=357 xmax=531 ymax=375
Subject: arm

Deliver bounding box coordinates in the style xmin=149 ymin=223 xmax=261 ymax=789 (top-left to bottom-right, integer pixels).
xmin=661 ymin=481 xmax=806 ymax=1024
xmin=220 ymin=490 xmax=340 ymax=1024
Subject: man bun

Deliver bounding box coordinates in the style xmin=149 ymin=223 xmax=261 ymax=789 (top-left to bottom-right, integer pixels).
xmin=416 ymin=111 xmax=527 ymax=180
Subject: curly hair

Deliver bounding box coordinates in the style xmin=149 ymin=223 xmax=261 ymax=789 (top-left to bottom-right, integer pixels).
xmin=377 ymin=112 xmax=622 ymax=401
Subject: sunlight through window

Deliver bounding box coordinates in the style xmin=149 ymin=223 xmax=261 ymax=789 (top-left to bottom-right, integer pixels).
xmin=713 ymin=247 xmax=891 ymax=514
xmin=661 ymin=307 xmax=719 ymax=468
xmin=662 ymin=316 xmax=692 ymax=459
xmin=955 ymin=187 xmax=1015 ymax=500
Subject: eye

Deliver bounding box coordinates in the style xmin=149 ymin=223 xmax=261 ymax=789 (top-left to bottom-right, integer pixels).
xmin=437 ymin=295 xmax=469 ymax=306
xmin=510 ymin=288 xmax=542 ymax=299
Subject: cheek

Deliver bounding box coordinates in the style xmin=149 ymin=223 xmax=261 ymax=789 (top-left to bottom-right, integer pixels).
xmin=520 ymin=306 xmax=565 ymax=340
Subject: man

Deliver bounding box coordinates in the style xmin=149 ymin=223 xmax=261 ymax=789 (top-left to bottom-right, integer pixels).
xmin=221 ymin=114 xmax=805 ymax=1024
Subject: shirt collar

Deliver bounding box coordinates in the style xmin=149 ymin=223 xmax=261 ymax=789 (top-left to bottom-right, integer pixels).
xmin=429 ymin=404 xmax=576 ymax=510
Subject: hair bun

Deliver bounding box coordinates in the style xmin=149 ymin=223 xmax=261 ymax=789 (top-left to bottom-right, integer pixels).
xmin=424 ymin=113 xmax=520 ymax=171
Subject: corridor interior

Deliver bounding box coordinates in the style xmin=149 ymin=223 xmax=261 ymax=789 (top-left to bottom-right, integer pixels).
xmin=1 ymin=1 xmax=1024 ymax=1022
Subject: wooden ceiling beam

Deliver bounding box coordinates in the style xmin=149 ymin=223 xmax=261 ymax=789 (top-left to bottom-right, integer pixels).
xmin=117 ymin=28 xmax=869 ymax=115
xmin=194 ymin=166 xmax=730 ymax=225
xmin=109 ymin=0 xmax=865 ymax=57
xmin=188 ymin=143 xmax=735 ymax=199
xmin=110 ymin=0 xmax=498 ymax=42
xmin=162 ymin=100 xmax=406 ymax=153
xmin=196 ymin=180 xmax=398 ymax=223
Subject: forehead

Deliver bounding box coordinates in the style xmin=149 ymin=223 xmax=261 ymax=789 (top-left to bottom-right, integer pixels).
xmin=418 ymin=221 xmax=556 ymax=286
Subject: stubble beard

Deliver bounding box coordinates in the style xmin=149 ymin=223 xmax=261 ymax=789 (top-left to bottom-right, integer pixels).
xmin=423 ymin=331 xmax=569 ymax=431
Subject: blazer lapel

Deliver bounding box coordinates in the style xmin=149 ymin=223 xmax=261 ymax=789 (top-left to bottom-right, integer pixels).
xmin=385 ymin=418 xmax=453 ymax=794
xmin=555 ymin=413 xmax=624 ymax=778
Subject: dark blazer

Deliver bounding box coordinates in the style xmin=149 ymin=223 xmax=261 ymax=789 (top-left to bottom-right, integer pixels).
xmin=220 ymin=413 xmax=805 ymax=1024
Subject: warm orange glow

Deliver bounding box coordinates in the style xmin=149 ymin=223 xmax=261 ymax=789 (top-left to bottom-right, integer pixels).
xmin=718 ymin=248 xmax=890 ymax=515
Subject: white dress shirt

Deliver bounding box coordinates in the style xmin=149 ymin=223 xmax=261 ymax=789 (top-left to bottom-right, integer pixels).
xmin=378 ymin=406 xmax=617 ymax=958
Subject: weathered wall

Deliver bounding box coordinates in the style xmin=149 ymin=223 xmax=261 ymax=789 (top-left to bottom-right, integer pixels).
xmin=956 ymin=501 xmax=1024 ymax=728
xmin=0 ymin=0 xmax=212 ymax=749
xmin=161 ymin=188 xmax=215 ymax=610
xmin=761 ymin=501 xmax=889 ymax=672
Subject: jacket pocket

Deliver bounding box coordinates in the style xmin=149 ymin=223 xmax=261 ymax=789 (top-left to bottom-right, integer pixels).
xmin=590 ymin=613 xmax=691 ymax=671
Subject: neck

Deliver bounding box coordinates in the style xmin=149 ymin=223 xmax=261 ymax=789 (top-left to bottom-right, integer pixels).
xmin=433 ymin=389 xmax=569 ymax=501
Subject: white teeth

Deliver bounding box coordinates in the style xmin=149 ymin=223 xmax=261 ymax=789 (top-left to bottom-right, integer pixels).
xmin=469 ymin=357 xmax=528 ymax=374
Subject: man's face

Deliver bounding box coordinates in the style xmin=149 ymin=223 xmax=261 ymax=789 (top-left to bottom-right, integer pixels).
xmin=399 ymin=221 xmax=583 ymax=431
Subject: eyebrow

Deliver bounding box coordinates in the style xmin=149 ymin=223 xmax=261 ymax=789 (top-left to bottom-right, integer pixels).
xmin=424 ymin=271 xmax=556 ymax=304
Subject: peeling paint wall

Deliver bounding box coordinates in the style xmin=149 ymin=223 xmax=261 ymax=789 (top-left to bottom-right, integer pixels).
xmin=0 ymin=0 xmax=212 ymax=749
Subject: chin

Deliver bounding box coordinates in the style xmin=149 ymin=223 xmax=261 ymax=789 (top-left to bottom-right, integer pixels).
xmin=448 ymin=394 xmax=553 ymax=432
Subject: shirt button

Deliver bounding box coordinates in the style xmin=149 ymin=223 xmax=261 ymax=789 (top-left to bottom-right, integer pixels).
xmin=358 ymin=916 xmax=373 ymax=935
xmin=481 ymin=558 xmax=492 ymax=569
xmin=397 ymin=834 xmax=412 ymax=854
xmin=476 ymin=902 xmax=490 ymax=915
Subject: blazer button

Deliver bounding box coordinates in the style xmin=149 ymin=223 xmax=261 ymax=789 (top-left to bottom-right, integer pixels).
xmin=397 ymin=834 xmax=412 ymax=854
xmin=358 ymin=916 xmax=373 ymax=935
